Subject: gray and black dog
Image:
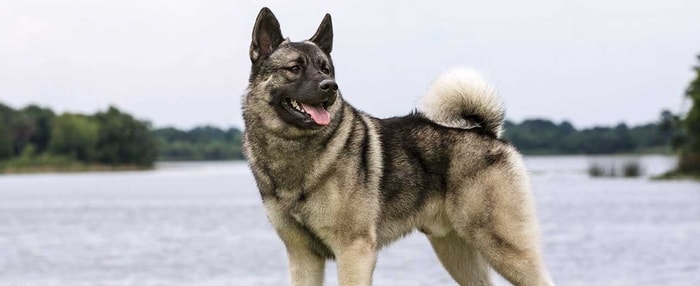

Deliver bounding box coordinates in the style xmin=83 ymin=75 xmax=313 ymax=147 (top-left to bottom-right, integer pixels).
xmin=243 ymin=7 xmax=555 ymax=286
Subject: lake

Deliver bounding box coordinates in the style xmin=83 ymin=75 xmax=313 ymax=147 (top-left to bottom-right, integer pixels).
xmin=0 ymin=156 xmax=698 ymax=285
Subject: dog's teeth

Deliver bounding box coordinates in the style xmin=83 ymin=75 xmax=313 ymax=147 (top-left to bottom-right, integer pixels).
xmin=291 ymin=100 xmax=304 ymax=112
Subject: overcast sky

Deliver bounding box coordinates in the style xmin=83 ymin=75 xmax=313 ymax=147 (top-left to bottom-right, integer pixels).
xmin=1 ymin=0 xmax=699 ymax=129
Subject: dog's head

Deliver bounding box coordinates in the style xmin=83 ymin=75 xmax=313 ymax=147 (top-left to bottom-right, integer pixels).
xmin=244 ymin=7 xmax=341 ymax=136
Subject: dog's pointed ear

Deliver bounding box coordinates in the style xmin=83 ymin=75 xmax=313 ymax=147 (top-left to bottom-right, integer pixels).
xmin=250 ymin=7 xmax=284 ymax=63
xmin=309 ymin=13 xmax=333 ymax=54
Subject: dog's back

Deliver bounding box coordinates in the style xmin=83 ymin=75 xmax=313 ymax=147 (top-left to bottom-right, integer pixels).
xmin=373 ymin=69 xmax=525 ymax=248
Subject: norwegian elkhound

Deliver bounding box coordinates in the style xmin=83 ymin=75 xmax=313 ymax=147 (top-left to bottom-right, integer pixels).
xmin=243 ymin=7 xmax=555 ymax=286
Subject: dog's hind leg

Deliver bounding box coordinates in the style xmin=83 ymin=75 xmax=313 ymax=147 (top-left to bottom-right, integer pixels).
xmin=465 ymin=221 xmax=554 ymax=286
xmin=448 ymin=151 xmax=555 ymax=286
xmin=427 ymin=231 xmax=493 ymax=286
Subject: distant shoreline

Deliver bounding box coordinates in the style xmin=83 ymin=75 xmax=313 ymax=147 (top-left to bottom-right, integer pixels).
xmin=0 ymin=164 xmax=153 ymax=175
xmin=1 ymin=155 xmax=679 ymax=176
xmin=0 ymin=159 xmax=254 ymax=175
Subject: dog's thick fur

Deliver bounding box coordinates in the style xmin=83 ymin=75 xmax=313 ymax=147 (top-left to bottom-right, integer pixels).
xmin=243 ymin=7 xmax=554 ymax=286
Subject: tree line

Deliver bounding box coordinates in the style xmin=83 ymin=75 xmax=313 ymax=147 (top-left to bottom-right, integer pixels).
xmin=502 ymin=110 xmax=680 ymax=155
xmin=0 ymin=104 xmax=157 ymax=168
xmin=153 ymin=126 xmax=244 ymax=161
xmin=0 ymin=102 xmax=246 ymax=170
xmin=154 ymin=114 xmax=678 ymax=159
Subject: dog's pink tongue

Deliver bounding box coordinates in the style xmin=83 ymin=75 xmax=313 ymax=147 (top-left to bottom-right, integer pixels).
xmin=301 ymin=103 xmax=330 ymax=126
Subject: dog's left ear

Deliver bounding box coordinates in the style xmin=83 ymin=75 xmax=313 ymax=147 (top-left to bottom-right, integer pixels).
xmin=309 ymin=13 xmax=333 ymax=54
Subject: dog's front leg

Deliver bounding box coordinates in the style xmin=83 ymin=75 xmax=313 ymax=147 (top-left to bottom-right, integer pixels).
xmin=285 ymin=243 xmax=325 ymax=286
xmin=265 ymin=204 xmax=325 ymax=286
xmin=336 ymin=238 xmax=377 ymax=286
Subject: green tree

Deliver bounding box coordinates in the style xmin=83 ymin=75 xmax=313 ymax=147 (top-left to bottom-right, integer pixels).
xmin=9 ymin=112 xmax=37 ymax=156
xmin=0 ymin=119 xmax=13 ymax=159
xmin=612 ymin=123 xmax=634 ymax=152
xmin=94 ymin=106 xmax=157 ymax=167
xmin=677 ymin=54 xmax=700 ymax=174
xmin=504 ymin=119 xmax=564 ymax=153
xmin=152 ymin=125 xmax=244 ymax=161
xmin=657 ymin=110 xmax=683 ymax=150
xmin=22 ymin=105 xmax=55 ymax=154
xmin=0 ymin=103 xmax=18 ymax=158
xmin=48 ymin=113 xmax=99 ymax=161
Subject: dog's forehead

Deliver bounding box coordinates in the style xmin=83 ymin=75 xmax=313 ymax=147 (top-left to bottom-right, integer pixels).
xmin=270 ymin=41 xmax=329 ymax=63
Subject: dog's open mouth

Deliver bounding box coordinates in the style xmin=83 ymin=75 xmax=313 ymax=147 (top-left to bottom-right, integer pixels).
xmin=282 ymin=98 xmax=331 ymax=126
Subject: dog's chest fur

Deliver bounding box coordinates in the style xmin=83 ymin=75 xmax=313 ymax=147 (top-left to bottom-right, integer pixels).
xmin=244 ymin=130 xmax=338 ymax=224
xmin=246 ymin=133 xmax=312 ymax=192
xmin=243 ymin=107 xmax=389 ymax=250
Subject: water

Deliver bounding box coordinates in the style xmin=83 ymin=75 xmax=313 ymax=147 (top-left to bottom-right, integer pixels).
xmin=0 ymin=156 xmax=698 ymax=285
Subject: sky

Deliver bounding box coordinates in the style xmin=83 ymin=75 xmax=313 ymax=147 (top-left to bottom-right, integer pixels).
xmin=1 ymin=0 xmax=699 ymax=130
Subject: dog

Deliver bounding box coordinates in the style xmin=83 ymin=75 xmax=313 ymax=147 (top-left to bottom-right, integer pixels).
xmin=243 ymin=7 xmax=555 ymax=286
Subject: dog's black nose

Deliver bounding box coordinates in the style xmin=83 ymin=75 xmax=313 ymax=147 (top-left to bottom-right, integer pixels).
xmin=319 ymin=79 xmax=338 ymax=92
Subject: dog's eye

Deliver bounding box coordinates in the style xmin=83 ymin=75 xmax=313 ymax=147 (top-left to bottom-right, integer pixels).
xmin=321 ymin=67 xmax=330 ymax=74
xmin=288 ymin=65 xmax=301 ymax=73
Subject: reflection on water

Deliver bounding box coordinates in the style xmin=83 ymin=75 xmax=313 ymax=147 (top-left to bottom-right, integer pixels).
xmin=0 ymin=156 xmax=698 ymax=285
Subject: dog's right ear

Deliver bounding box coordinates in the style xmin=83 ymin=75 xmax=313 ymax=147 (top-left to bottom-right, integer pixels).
xmin=250 ymin=7 xmax=284 ymax=63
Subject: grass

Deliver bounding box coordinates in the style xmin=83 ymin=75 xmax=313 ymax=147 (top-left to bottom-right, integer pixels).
xmin=654 ymin=153 xmax=700 ymax=181
xmin=621 ymin=160 xmax=644 ymax=177
xmin=654 ymin=169 xmax=700 ymax=181
xmin=0 ymin=153 xmax=152 ymax=174
xmin=588 ymin=159 xmax=645 ymax=178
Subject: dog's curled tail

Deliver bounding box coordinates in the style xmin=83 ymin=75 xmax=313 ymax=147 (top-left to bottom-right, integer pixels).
xmin=418 ymin=67 xmax=505 ymax=138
